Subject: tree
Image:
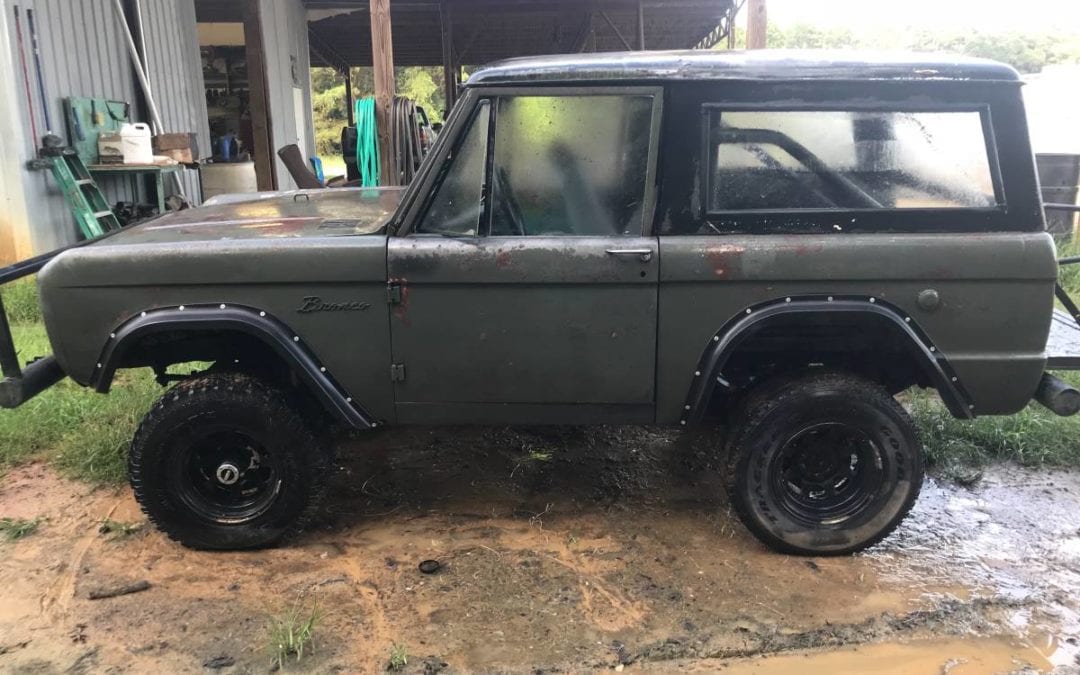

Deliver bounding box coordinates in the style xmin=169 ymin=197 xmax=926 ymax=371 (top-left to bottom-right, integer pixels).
xmin=310 ymin=66 xmax=448 ymax=160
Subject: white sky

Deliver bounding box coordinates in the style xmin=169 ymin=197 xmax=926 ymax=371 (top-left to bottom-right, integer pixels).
xmin=765 ymin=0 xmax=1080 ymax=33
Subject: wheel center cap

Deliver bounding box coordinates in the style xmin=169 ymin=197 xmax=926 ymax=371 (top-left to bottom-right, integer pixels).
xmin=216 ymin=463 xmax=241 ymax=486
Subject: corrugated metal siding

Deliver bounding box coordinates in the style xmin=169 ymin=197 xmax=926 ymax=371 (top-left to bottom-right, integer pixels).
xmin=260 ymin=0 xmax=314 ymax=191
xmin=2 ymin=0 xmax=207 ymax=254
xmin=6 ymin=0 xmax=139 ymax=253
xmin=140 ymin=0 xmax=209 ymax=204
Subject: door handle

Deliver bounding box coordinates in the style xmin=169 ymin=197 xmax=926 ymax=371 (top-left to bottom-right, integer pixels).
xmin=606 ymin=248 xmax=653 ymax=262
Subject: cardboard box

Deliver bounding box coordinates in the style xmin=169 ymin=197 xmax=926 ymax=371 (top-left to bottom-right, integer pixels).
xmin=153 ymin=133 xmax=198 ymax=164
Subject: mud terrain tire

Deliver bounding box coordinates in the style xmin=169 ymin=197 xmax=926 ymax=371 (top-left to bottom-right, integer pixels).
xmin=129 ymin=372 xmax=329 ymax=550
xmin=725 ymin=372 xmax=923 ymax=556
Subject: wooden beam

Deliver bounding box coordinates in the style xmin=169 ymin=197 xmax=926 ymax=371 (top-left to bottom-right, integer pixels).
xmin=370 ymin=0 xmax=396 ymax=185
xmin=598 ymin=11 xmax=633 ymax=51
xmin=440 ymin=0 xmax=455 ymax=111
xmin=746 ymin=0 xmax=766 ymax=49
xmin=242 ymin=0 xmax=277 ymax=191
xmin=637 ymin=0 xmax=645 ymax=49
xmin=345 ymin=68 xmax=355 ymax=126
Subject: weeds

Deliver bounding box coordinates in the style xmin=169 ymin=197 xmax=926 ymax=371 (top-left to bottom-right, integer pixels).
xmin=98 ymin=519 xmax=143 ymax=539
xmin=0 ymin=516 xmax=42 ymax=541
xmin=388 ymin=643 xmax=409 ymax=670
xmin=267 ymin=597 xmax=320 ymax=670
xmin=510 ymin=448 xmax=554 ymax=477
xmin=0 ymin=277 xmax=42 ymax=324
xmin=909 ymin=376 xmax=1080 ymax=472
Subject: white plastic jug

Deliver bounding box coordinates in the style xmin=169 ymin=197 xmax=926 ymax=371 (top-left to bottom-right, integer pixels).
xmin=120 ymin=123 xmax=153 ymax=164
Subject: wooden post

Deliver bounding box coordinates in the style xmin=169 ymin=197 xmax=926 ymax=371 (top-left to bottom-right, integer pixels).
xmin=746 ymin=0 xmax=767 ymax=49
xmin=370 ymin=0 xmax=396 ymax=185
xmin=345 ymin=68 xmax=355 ymax=126
xmin=440 ymin=1 xmax=455 ymax=113
xmin=242 ymin=0 xmax=276 ymax=191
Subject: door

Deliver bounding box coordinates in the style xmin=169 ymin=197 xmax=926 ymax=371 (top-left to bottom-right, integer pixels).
xmin=388 ymin=89 xmax=663 ymax=424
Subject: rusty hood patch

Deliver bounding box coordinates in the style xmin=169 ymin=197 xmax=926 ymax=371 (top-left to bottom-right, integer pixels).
xmin=96 ymin=187 xmax=405 ymax=245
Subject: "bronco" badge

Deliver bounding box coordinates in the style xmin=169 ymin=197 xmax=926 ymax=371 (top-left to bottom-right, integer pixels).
xmin=297 ymin=296 xmax=371 ymax=313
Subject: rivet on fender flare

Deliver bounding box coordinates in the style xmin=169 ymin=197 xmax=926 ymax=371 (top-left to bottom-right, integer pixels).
xmin=259 ymin=311 xmax=266 ymax=317
xmin=694 ymin=370 xmax=701 ymax=376
xmin=293 ymin=336 xmax=300 ymax=342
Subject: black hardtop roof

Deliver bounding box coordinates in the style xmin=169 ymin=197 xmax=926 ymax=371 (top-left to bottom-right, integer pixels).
xmin=465 ymin=50 xmax=1021 ymax=86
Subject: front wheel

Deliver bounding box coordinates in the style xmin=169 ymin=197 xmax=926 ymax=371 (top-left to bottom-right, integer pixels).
xmin=724 ymin=372 xmax=923 ymax=556
xmin=129 ymin=372 xmax=330 ymax=550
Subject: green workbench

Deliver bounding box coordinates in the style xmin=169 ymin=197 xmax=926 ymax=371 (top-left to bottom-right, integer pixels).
xmin=87 ymin=163 xmax=184 ymax=215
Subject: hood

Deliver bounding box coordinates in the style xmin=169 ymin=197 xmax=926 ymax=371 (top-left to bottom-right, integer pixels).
xmin=97 ymin=187 xmax=405 ymax=246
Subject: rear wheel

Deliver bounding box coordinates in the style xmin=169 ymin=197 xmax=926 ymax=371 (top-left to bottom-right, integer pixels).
xmin=724 ymin=372 xmax=923 ymax=555
xmin=129 ymin=372 xmax=329 ymax=550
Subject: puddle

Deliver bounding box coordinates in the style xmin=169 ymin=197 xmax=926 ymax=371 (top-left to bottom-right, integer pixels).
xmin=0 ymin=426 xmax=1077 ymax=672
xmin=664 ymin=636 xmax=1055 ymax=674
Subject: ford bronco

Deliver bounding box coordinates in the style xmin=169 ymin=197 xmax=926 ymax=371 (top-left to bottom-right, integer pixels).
xmin=4 ymin=51 xmax=1080 ymax=555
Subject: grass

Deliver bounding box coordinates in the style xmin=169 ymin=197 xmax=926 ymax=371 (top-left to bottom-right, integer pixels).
xmin=388 ymin=644 xmax=409 ymax=671
xmin=267 ymin=597 xmax=320 ymax=670
xmin=0 ymin=516 xmax=42 ymax=541
xmin=98 ymin=518 xmax=143 ymax=539
xmin=911 ymin=377 xmax=1080 ymax=474
xmin=0 ymin=279 xmax=162 ymax=485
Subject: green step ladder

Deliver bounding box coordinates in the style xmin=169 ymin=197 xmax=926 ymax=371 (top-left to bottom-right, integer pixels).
xmin=29 ymin=144 xmax=121 ymax=239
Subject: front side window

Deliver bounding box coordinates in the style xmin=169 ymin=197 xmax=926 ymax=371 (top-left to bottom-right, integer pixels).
xmin=707 ymin=109 xmax=999 ymax=212
xmin=490 ymin=94 xmax=654 ymax=236
xmin=416 ymin=100 xmax=490 ymax=235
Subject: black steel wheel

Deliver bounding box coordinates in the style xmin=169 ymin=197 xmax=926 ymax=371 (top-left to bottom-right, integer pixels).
xmin=130 ymin=372 xmax=329 ymax=550
xmin=724 ymin=372 xmax=923 ymax=556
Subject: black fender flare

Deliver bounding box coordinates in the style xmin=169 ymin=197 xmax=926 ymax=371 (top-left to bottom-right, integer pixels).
xmin=91 ymin=304 xmax=376 ymax=429
xmin=682 ymin=295 xmax=974 ymax=424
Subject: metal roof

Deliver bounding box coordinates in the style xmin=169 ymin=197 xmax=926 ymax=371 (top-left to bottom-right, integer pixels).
xmin=303 ymin=0 xmax=738 ymax=69
xmin=465 ymin=50 xmax=1023 ymax=85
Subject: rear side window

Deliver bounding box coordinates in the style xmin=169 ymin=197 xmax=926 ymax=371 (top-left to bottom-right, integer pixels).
xmin=706 ymin=109 xmax=1000 ymax=212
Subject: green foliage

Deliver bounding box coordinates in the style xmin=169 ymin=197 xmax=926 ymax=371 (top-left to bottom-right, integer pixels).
xmin=726 ymin=23 xmax=1080 ymax=75
xmin=0 ymin=322 xmax=162 ymax=485
xmin=1058 ymin=240 xmax=1080 ymax=299
xmin=267 ymin=597 xmax=320 ymax=670
xmin=388 ymin=643 xmax=409 ymax=670
xmin=910 ymin=374 xmax=1080 ymax=471
xmin=0 ymin=278 xmax=42 ymax=324
xmin=98 ymin=518 xmax=143 ymax=539
xmin=310 ymin=65 xmax=447 ymax=159
xmin=0 ymin=516 xmax=42 ymax=541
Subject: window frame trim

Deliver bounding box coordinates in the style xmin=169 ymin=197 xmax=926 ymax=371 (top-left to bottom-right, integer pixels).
xmin=699 ymin=101 xmax=1007 ymax=223
xmin=398 ymin=85 xmax=664 ymax=238
xmin=408 ymin=96 xmax=493 ymax=237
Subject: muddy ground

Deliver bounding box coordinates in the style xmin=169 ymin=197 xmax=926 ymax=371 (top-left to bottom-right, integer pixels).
xmin=0 ymin=426 xmax=1078 ymax=674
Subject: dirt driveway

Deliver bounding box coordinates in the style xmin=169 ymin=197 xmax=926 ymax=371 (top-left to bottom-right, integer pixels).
xmin=0 ymin=426 xmax=1077 ymax=673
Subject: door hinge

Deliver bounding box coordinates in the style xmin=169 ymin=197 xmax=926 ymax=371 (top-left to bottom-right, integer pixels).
xmin=387 ymin=281 xmax=403 ymax=305
xmin=390 ymin=363 xmax=406 ymax=382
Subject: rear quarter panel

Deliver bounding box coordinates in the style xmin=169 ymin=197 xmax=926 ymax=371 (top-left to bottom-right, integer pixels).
xmin=656 ymin=232 xmax=1057 ymax=423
